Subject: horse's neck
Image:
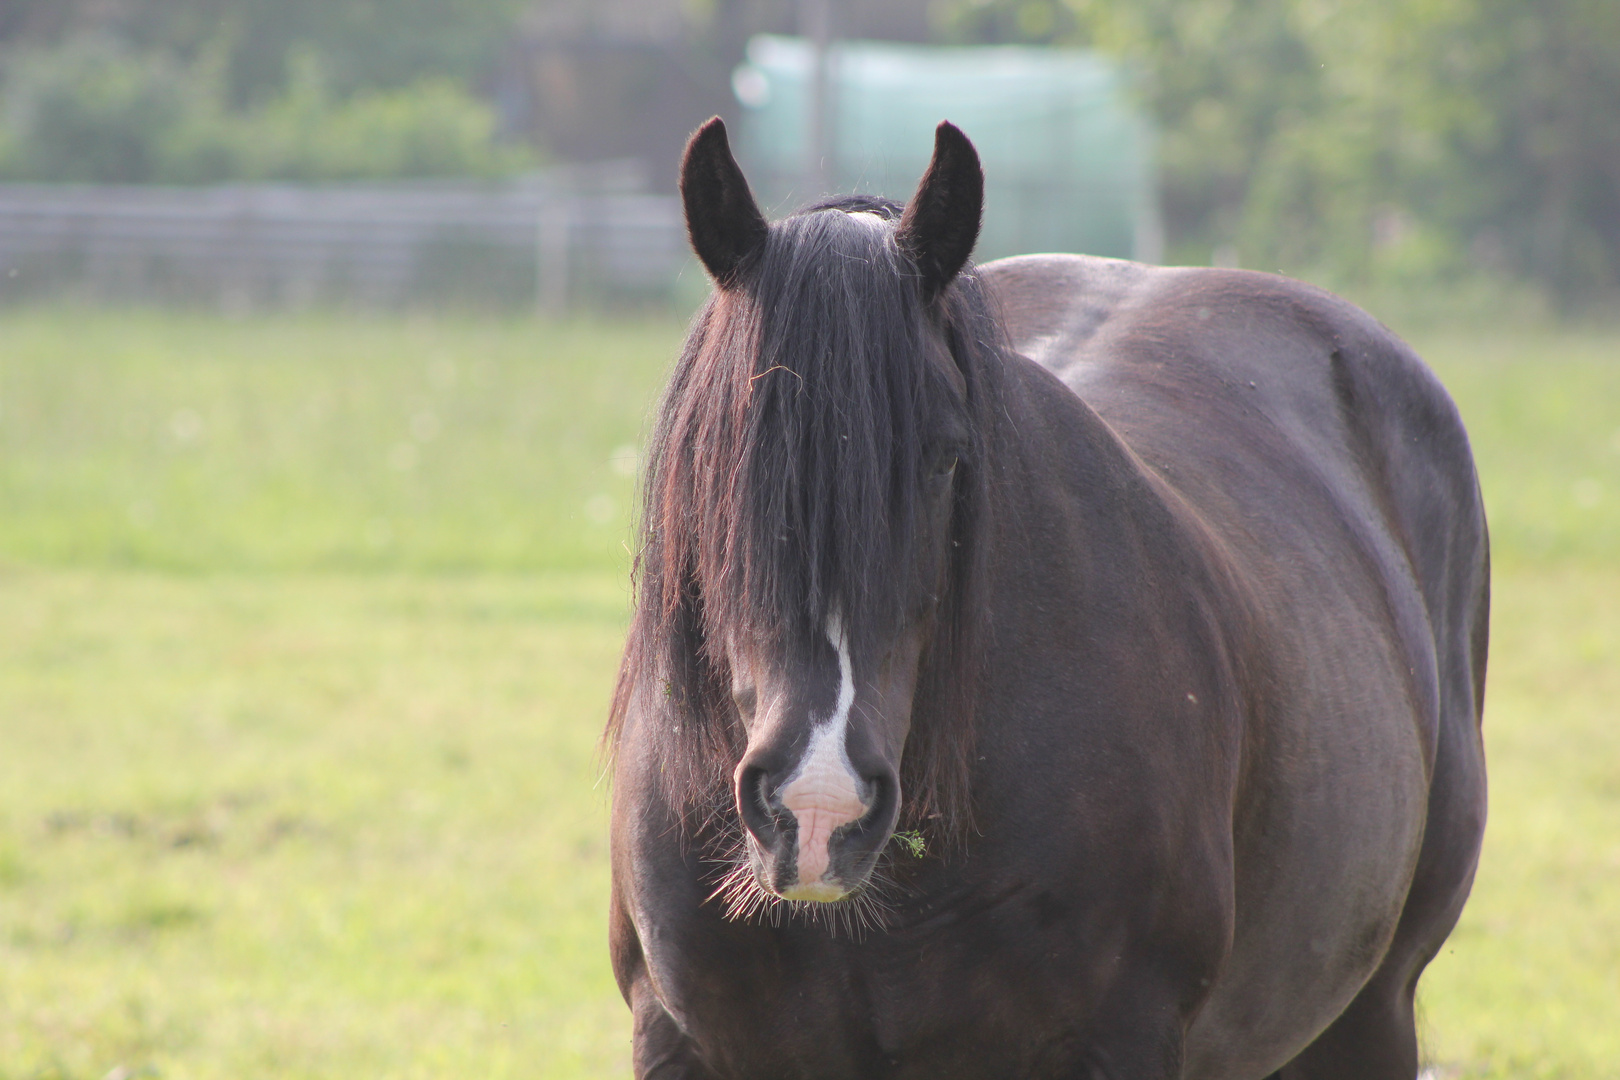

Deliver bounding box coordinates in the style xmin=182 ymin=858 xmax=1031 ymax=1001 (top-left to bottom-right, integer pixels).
xmin=985 ymin=346 xmax=1252 ymax=648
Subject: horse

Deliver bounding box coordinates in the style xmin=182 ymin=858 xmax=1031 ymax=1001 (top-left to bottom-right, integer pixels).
xmin=605 ymin=117 xmax=1489 ymax=1080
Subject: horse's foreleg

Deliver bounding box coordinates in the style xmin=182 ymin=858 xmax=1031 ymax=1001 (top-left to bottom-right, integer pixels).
xmin=630 ymin=977 xmax=720 ymax=1080
xmin=612 ymin=879 xmax=720 ymax=1080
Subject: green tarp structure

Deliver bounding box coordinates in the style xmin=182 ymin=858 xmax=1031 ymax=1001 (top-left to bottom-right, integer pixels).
xmin=731 ymin=36 xmax=1160 ymax=264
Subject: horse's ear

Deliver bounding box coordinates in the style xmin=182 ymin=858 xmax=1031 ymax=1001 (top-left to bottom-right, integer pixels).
xmin=897 ymin=122 xmax=984 ymax=302
xmin=680 ymin=117 xmax=769 ymax=287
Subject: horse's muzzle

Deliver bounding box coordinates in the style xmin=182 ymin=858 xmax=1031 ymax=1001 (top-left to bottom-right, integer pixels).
xmin=736 ymin=761 xmax=900 ymax=901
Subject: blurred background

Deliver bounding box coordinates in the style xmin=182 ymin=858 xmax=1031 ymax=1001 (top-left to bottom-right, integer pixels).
xmin=0 ymin=0 xmax=1617 ymax=313
xmin=0 ymin=1 xmax=1616 ymax=1077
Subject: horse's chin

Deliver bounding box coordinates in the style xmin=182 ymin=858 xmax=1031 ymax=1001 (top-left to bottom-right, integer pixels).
xmin=745 ymin=838 xmax=876 ymax=905
xmin=776 ymin=879 xmax=851 ymax=903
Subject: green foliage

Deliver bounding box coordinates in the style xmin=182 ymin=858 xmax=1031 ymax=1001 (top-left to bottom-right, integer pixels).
xmin=0 ymin=38 xmax=198 ymax=183
xmin=0 ymin=0 xmax=529 ymax=105
xmin=0 ymin=39 xmax=533 ymax=183
xmin=172 ymin=0 xmax=527 ymax=106
xmin=935 ymin=0 xmax=1620 ymax=307
xmin=179 ymin=53 xmax=535 ymax=182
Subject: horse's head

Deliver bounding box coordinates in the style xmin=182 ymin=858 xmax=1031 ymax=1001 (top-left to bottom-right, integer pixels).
xmin=620 ymin=118 xmax=991 ymax=912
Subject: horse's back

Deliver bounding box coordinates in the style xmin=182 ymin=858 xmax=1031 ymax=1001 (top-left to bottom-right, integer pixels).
xmin=980 ymin=253 xmax=1489 ymax=1077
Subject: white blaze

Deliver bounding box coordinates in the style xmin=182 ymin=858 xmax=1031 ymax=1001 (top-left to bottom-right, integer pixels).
xmin=777 ymin=616 xmax=864 ymax=900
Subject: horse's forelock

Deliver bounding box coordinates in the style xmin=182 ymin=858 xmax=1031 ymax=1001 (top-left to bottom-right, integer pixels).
xmin=726 ymin=210 xmax=938 ymax=649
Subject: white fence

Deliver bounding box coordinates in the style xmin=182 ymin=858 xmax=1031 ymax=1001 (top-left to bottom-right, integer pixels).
xmin=0 ymin=175 xmax=690 ymax=310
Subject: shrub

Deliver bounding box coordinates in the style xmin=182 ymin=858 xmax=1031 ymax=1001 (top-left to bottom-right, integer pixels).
xmin=0 ymin=39 xmax=533 ymax=184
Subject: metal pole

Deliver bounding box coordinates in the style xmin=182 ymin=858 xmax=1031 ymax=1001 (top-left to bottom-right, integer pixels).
xmin=800 ymin=0 xmax=834 ymax=198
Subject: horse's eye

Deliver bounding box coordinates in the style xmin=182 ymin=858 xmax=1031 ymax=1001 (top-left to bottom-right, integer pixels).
xmin=934 ymin=453 xmax=959 ymax=477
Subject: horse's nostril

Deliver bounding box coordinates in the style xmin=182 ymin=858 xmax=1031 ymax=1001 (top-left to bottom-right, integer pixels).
xmin=752 ymin=770 xmax=774 ymax=818
xmin=736 ymin=764 xmax=779 ymax=842
xmin=855 ymin=771 xmax=900 ymax=833
xmin=869 ymin=768 xmax=892 ymax=802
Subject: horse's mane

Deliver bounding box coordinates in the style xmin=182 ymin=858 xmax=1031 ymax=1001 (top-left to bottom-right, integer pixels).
xmin=607 ymin=195 xmax=1007 ymax=850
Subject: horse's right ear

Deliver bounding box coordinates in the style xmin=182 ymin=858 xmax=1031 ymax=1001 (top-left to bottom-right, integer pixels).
xmin=680 ymin=117 xmax=769 ymax=287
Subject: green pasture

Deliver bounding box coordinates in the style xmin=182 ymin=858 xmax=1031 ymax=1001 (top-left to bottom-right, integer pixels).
xmin=0 ymin=307 xmax=1617 ymax=1078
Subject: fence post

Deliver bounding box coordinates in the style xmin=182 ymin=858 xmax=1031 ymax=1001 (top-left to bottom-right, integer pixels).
xmin=537 ymin=195 xmax=568 ymax=315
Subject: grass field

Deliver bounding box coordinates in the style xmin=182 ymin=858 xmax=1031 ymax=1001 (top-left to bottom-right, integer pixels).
xmin=1 ymin=307 xmax=1617 ymax=1078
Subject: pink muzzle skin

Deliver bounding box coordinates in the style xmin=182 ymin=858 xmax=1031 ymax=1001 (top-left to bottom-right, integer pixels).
xmin=779 ymin=765 xmax=867 ymax=898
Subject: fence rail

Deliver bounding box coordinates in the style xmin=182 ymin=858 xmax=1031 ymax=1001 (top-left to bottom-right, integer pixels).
xmin=0 ymin=177 xmax=690 ymax=310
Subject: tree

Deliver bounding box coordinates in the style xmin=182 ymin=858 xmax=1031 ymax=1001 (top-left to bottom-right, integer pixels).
xmin=935 ymin=0 xmax=1620 ymax=305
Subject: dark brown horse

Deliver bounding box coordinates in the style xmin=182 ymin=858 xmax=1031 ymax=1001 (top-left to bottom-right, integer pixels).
xmin=606 ymin=118 xmax=1489 ymax=1080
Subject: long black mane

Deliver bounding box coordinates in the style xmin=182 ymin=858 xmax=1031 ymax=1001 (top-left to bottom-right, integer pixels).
xmin=608 ymin=195 xmax=1008 ymax=847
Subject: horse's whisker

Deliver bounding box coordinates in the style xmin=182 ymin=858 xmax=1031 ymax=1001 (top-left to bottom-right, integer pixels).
xmin=700 ymin=826 xmax=904 ymax=941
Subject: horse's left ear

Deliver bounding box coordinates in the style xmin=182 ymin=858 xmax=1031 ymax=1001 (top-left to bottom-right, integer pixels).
xmin=897 ymin=122 xmax=984 ymax=302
